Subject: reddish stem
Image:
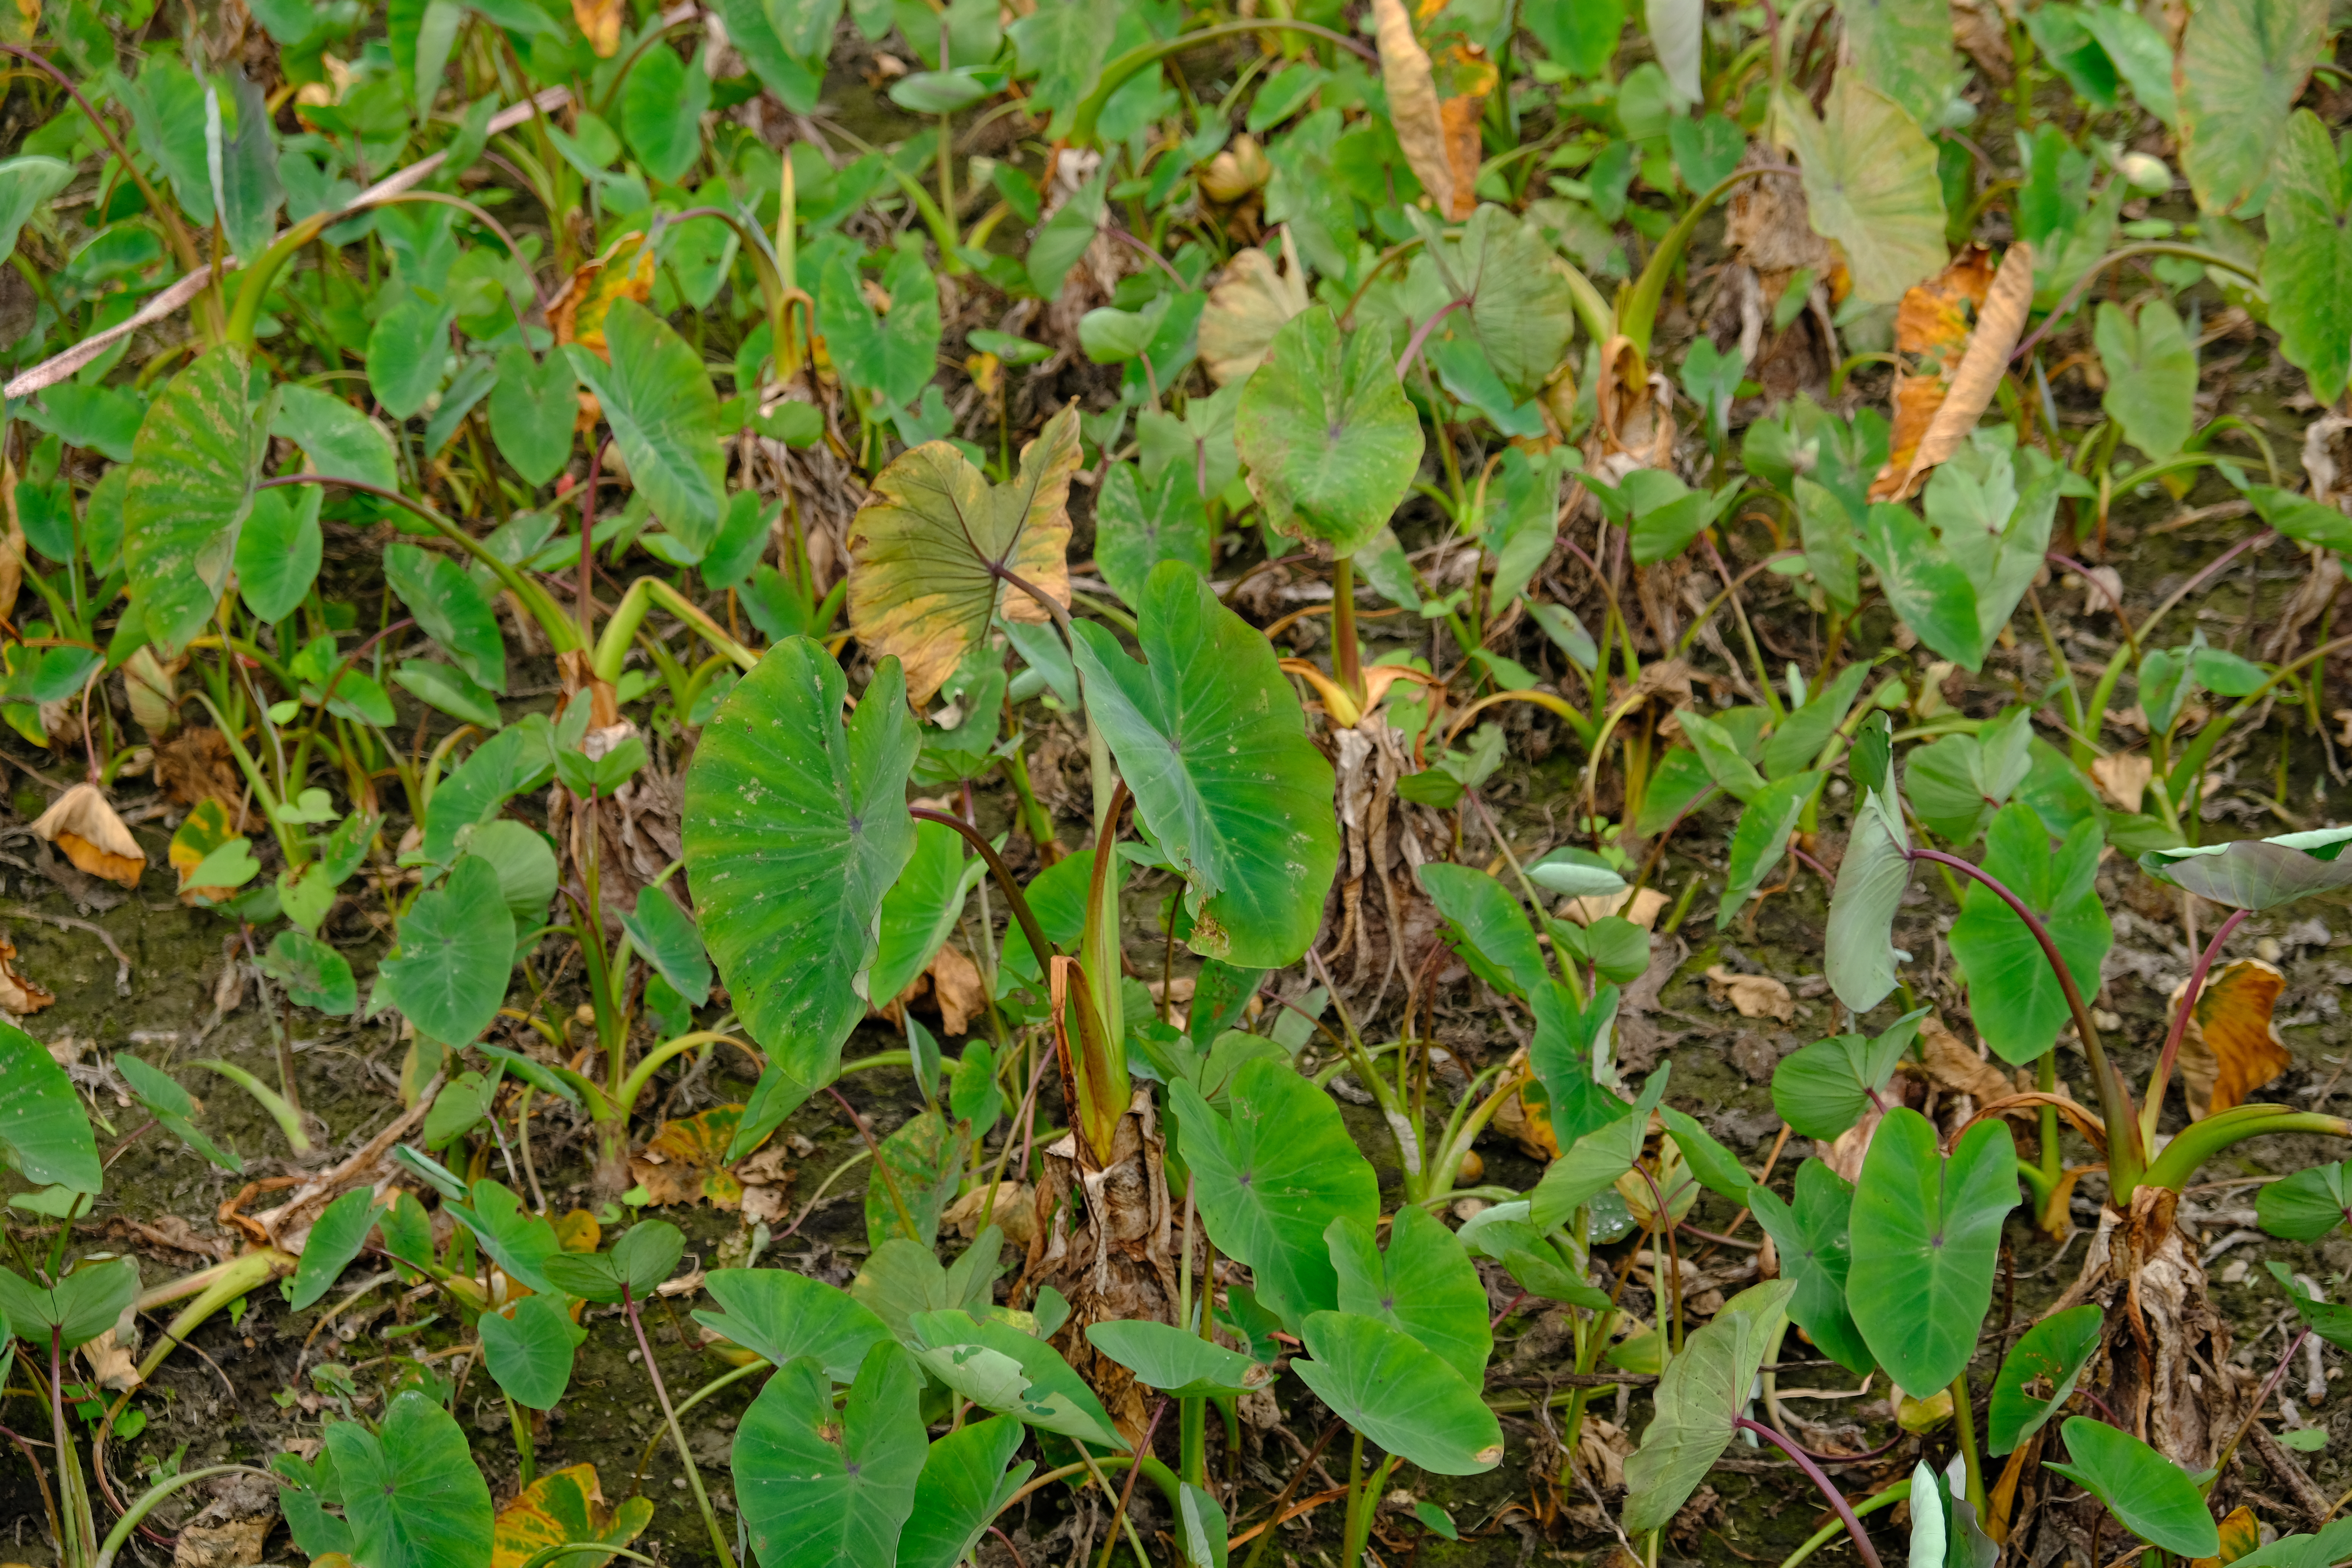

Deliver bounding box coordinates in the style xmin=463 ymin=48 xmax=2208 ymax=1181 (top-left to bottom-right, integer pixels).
xmin=2148 ymin=906 xmax=2249 ymax=1116
xmin=1732 ymin=1416 xmax=1883 ymax=1568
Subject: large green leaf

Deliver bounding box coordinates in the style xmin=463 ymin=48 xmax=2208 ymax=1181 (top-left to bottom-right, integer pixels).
xmin=894 ymin=1414 xmax=1032 ymax=1568
xmin=2093 ymin=298 xmax=2196 ymax=461
xmin=620 ymin=43 xmax=710 ymax=185
xmin=1948 ymin=806 xmax=2110 ymax=1064
xmin=1986 ymin=1304 xmax=2100 ymax=1455
xmin=1290 ymin=1311 xmax=1504 ymax=1475
xmin=1839 ymin=0 xmax=1958 ymax=137
xmin=1904 ymin=707 xmax=2034 ymax=845
xmin=907 ymin=1309 xmax=1127 ymax=1449
xmin=0 ymin=1256 xmax=139 ymax=1348
xmin=1419 ymin=864 xmax=1550 ymax=998
xmin=123 ymin=343 xmax=268 ymax=656
xmin=478 ymin=1294 xmax=586 ymax=1410
xmin=0 ymin=1019 xmax=100 ymax=1193
xmin=366 ymin=292 xmax=455 ymax=421
xmin=2262 ymin=112 xmax=2352 ymax=406
xmin=681 ymin=639 xmax=919 ymax=1110
xmin=734 ymin=1344 xmax=928 ymax=1568
xmin=845 ymin=404 xmax=1080 ymax=705
xmin=2257 ymin=1161 xmax=2352 ymax=1241
xmin=1169 ymin=1057 xmax=1380 ymax=1330
xmin=1326 ymin=1207 xmax=1491 ymax=1387
xmin=1776 ymin=77 xmax=1948 ymax=303
xmin=696 ymin=1268 xmax=893 ymax=1382
xmin=822 ymin=239 xmax=943 ymax=408
xmin=327 ymin=1390 xmax=496 ymax=1568
xmin=1718 ymin=771 xmax=1820 ymax=927
xmin=1622 ymin=1280 xmax=1797 ymax=1532
xmin=1858 ymin=500 xmax=1986 ymax=669
xmin=1233 ymin=305 xmax=1424 ymax=557
xmin=1824 ymin=786 xmax=1911 ymax=1014
xmin=870 ymin=819 xmax=985 ymax=1009
xmin=1747 ymin=1161 xmax=1871 ymax=1374
xmin=376 ymin=855 xmax=517 ymax=1047
xmin=1084 ymin=1319 xmax=1272 ymax=1398
xmin=384 ymin=542 xmax=506 ymax=693
xmin=1095 ymin=461 xmax=1212 ymax=608
xmin=1072 ymin=561 xmax=1338 ymax=966
xmin=1770 ymin=1010 xmax=1929 ymax=1141
xmin=1427 ymin=205 xmax=1578 ymax=395
xmin=2045 ymin=1417 xmax=2219 ymax=1558
xmin=2177 ymin=0 xmax=2325 ymax=214
xmin=2140 ymin=825 xmax=2352 ymax=910
xmin=488 ymin=347 xmax=578 ymax=487
xmin=0 ymin=157 xmax=69 ymax=264
xmin=566 ymin=298 xmax=725 ymax=558
xmin=1847 ymin=1109 xmax=2017 ymax=1393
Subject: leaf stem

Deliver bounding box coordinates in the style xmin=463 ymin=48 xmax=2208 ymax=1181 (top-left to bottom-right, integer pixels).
xmin=2145 ymin=906 xmax=2249 ymax=1133
xmin=1731 ymin=1416 xmax=1882 ymax=1568
xmin=909 ymin=806 xmax=1054 ymax=977
xmin=620 ymin=1282 xmax=737 ymax=1568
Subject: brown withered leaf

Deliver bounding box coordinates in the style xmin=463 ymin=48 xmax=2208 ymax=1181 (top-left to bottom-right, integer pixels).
xmin=2174 ymin=957 xmax=2293 ymax=1121
xmin=1912 ymin=1013 xmax=2018 ymax=1106
xmin=1872 ymin=242 xmax=2036 ymax=501
xmin=172 ymin=1519 xmax=270 ymax=1568
xmin=155 ymin=728 xmax=250 ymax=826
xmin=929 ymin=943 xmax=984 ymax=1036
xmin=570 ymin=0 xmax=621 ymax=56
xmin=630 ymin=1106 xmax=745 ymax=1208
xmin=1870 ymin=245 xmax=1996 ymax=498
xmin=547 ymin=231 xmax=654 ymax=356
xmin=943 ymin=1181 xmax=1037 ymax=1245
xmin=2090 ymin=752 xmax=2153 ymax=813
xmin=0 ymin=937 xmax=54 ymax=1015
xmin=123 ymin=646 xmax=184 ymax=739
xmin=1372 ymin=0 xmax=1487 ymax=219
xmin=847 ymin=403 xmax=1081 ymax=704
xmin=1199 ymin=230 xmax=1309 ymax=385
xmin=30 ymin=782 xmax=145 ymax=889
xmin=1705 ymin=964 xmax=1794 ymax=1021
xmin=82 ymin=1327 xmax=141 ymax=1391
xmin=1198 ymin=133 xmax=1270 ymax=204
xmin=0 ymin=457 xmax=27 ymax=629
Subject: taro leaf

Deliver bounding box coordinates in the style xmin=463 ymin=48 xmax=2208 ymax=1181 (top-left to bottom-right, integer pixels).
xmin=1858 ymin=500 xmax=1984 ymax=668
xmin=1795 ymin=479 xmax=1862 ymax=610
xmin=2177 ymin=0 xmax=2326 ymax=215
xmin=478 ymin=1293 xmax=586 ymax=1410
xmin=0 ymin=1256 xmax=139 ymax=1348
xmin=2262 ymin=112 xmax=2352 ymax=406
xmin=1948 ymin=806 xmax=2110 ymax=1064
xmin=377 ymin=855 xmax=517 ymax=1046
xmin=894 ymin=1413 xmax=1033 ymax=1568
xmin=1763 ymin=662 xmax=1876 ymax=780
xmin=2093 ymin=298 xmax=2196 ymax=461
xmin=327 ymin=1389 xmax=496 ymax=1568
xmin=1776 ymin=77 xmax=1948 ymax=305
xmin=565 ymin=298 xmax=725 ymax=558
xmin=1072 ymin=561 xmax=1338 ymax=966
xmin=1770 ymin=1009 xmax=1929 ymax=1141
xmin=2258 ymin=1162 xmax=2352 ymax=1241
xmin=541 ymin=1221 xmax=685 ymax=1305
xmin=822 ymin=239 xmax=944 ymax=407
xmin=865 ymin=1110 xmax=964 ymax=1248
xmin=1904 ymin=707 xmax=2034 ymax=844
xmin=1669 ymin=112 xmax=1745 ymax=198
xmin=1418 ymin=863 xmax=1549 ymax=999
xmin=2045 ymin=1416 xmax=2220 ymax=1558
xmin=1718 ymin=771 xmax=1821 ymax=926
xmin=619 ymin=43 xmax=710 ymax=185
xmin=870 ymin=819 xmax=983 ymax=1012
xmin=116 ymin=1053 xmax=238 ymax=1173
xmin=124 ymin=343 xmax=268 ymax=656
xmin=2139 ymin=825 xmax=2352 ymax=910
xmin=1986 ymin=1303 xmax=2101 ymax=1455
xmin=446 ymin=1179 xmax=563 ymax=1297
xmin=734 ymin=1346 xmax=927 ymax=1568
xmin=1177 ymin=1482 xmax=1231 ymax=1568
xmin=489 ymin=1462 xmax=653 ymax=1568
xmin=235 ymin=485 xmax=324 ymax=624
xmin=0 ymin=1018 xmax=100 ymax=1193
xmin=1659 ymin=1109 xmax=1756 ymax=1203
xmin=1622 ymin=1280 xmax=1798 ymax=1531
xmin=273 ymin=383 xmax=400 ymax=498
xmin=1747 ymin=1161 xmax=1871 ymax=1375
xmin=619 ymin=886 xmax=712 ymax=1009
xmin=682 ymin=639 xmax=919 ymax=1112
xmin=1675 ymin=709 xmax=1766 ymax=804
xmin=1839 ymin=0 xmax=1958 ymax=136
xmin=845 ymin=404 xmax=1080 ymax=705
xmin=848 ymin=1228 xmax=1006 ymax=1344
xmin=1326 ymin=1206 xmax=1491 ymax=1387
xmin=1169 ymin=1057 xmax=1380 ymax=1331
xmin=1824 ymin=786 xmax=1912 ymax=1014
xmin=1847 ymin=1108 xmax=2018 ymax=1394
xmin=908 ymin=1309 xmax=1127 ymax=1449
xmin=289 ymin=1188 xmax=388 ymax=1311
xmin=384 ymin=542 xmax=506 ymax=693
xmin=1234 ymin=305 xmax=1424 ymax=557
xmin=1095 ymin=461 xmax=1213 ymax=608
xmin=1084 ymin=1319 xmax=1272 ymax=1398
xmin=460 ymin=820 xmax=557 ymax=924
xmin=1290 ymin=1310 xmax=1505 ymax=1475
xmin=1433 ymin=204 xmax=1579 ymax=397
xmin=0 ymin=157 xmax=69 ymax=264
xmin=488 ymin=347 xmax=578 ymax=487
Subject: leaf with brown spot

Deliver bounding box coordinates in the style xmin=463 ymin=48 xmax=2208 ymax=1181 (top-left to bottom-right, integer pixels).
xmin=2189 ymin=1505 xmax=2263 ymax=1568
xmin=1871 ymin=242 xmax=2035 ymax=501
xmin=33 ymin=782 xmax=144 ymax=889
xmin=1870 ymin=245 xmax=1997 ymax=499
xmin=847 ymin=403 xmax=1081 ymax=705
xmin=545 ymin=231 xmax=654 ymax=357
xmin=168 ymin=799 xmax=248 ymax=903
xmin=629 ymin=1106 xmax=746 ymax=1208
xmin=491 ymin=1462 xmax=652 ymax=1568
xmin=2173 ymin=957 xmax=2293 ymax=1120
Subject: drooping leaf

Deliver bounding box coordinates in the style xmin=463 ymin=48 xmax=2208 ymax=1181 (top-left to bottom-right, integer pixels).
xmin=327 ymin=1390 xmax=497 ymax=1568
xmin=682 ymin=639 xmax=919 ymax=1114
xmin=376 ymin=856 xmax=517 ymax=1047
xmin=1418 ymin=863 xmax=1550 ymax=999
xmin=1824 ymin=786 xmax=1912 ymax=1014
xmin=2140 ymin=826 xmax=2352 ymax=910
xmin=1234 ymin=305 xmax=1425 ymax=557
xmin=869 ymin=819 xmax=983 ymax=1012
xmin=1622 ymin=1280 xmax=1798 ymax=1531
xmin=1169 ymin=1057 xmax=1381 ymax=1330
xmin=124 ymin=344 xmax=267 ymax=656
xmin=1776 ymin=77 xmax=1948 ymax=305
xmin=846 ymin=405 xmax=1080 ymax=705
xmin=446 ymin=1179 xmax=564 ymax=1297
xmin=1847 ymin=1108 xmax=2018 ymax=1393
xmin=1986 ymin=1304 xmax=2101 ymax=1455
xmin=0 ymin=1019 xmax=100 ymax=1193
xmin=289 ymin=1188 xmax=386 ymax=1311
xmin=1290 ymin=1310 xmax=1504 ymax=1474
xmin=1370 ymin=0 xmax=1482 ymax=219
xmin=864 ymin=1109 xmax=965 ymax=1249
xmin=619 ymin=886 xmax=712 ymax=1009
xmin=1718 ymin=771 xmax=1821 ymax=926
xmin=1072 ymin=561 xmax=1339 ymax=966
xmin=0 ymin=157 xmax=69 ymax=265
xmin=908 ymin=1309 xmax=1126 ymax=1448
xmin=2177 ymin=0 xmax=2326 ymax=214
xmin=566 ymin=298 xmax=725 ymax=558
xmin=2045 ymin=1417 xmax=2220 ymax=1558
xmin=478 ymin=1293 xmax=586 ymax=1410
xmin=1747 ymin=1160 xmax=1871 ymax=1374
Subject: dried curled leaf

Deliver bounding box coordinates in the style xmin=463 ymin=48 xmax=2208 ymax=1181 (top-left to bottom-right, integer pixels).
xmin=0 ymin=935 xmax=54 ymax=1015
xmin=546 ymin=231 xmax=654 ymax=357
xmin=1199 ymin=231 xmax=1309 ymax=386
xmin=32 ymin=782 xmax=145 ymax=889
xmin=848 ymin=402 xmax=1082 ymax=704
xmin=1705 ymin=964 xmax=1794 ymax=1021
xmin=1373 ymin=0 xmax=1487 ymax=220
xmin=1199 ymin=133 xmax=1270 ymax=204
xmin=1873 ymin=242 xmax=2035 ymax=502
xmin=2089 ymin=752 xmax=2152 ymax=813
xmin=2172 ymin=957 xmax=2292 ymax=1120
xmin=1871 ymin=245 xmax=1997 ymax=498
xmin=631 ymin=1105 xmax=746 ymax=1208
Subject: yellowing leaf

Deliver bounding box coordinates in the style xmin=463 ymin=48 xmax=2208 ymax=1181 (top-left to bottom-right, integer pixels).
xmin=630 ymin=1105 xmax=746 ymax=1208
xmin=168 ymin=798 xmax=246 ymax=903
xmin=1776 ymin=77 xmax=1949 ymax=305
xmin=2190 ymin=1505 xmax=2263 ymax=1568
xmin=1872 ymin=241 xmax=2034 ymax=502
xmin=33 ymin=782 xmax=145 ymax=889
xmin=2173 ymin=958 xmax=2293 ymax=1121
xmin=570 ymin=0 xmax=622 ymax=57
xmin=1199 ymin=231 xmax=1309 ymax=386
xmin=1871 ymin=244 xmax=1996 ymax=498
xmin=491 ymin=1463 xmax=652 ymax=1568
xmin=547 ymin=232 xmax=654 ymax=358
xmin=1374 ymin=0 xmax=1487 ymax=219
xmin=847 ymin=403 xmax=1082 ymax=704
